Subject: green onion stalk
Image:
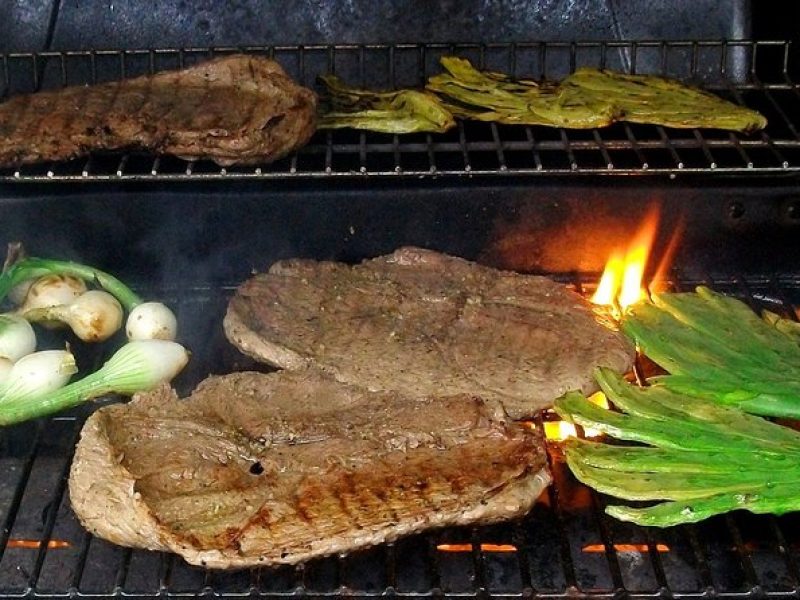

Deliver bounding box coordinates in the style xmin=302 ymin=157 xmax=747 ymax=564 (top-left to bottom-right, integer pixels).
xmin=0 ymin=257 xmax=143 ymax=312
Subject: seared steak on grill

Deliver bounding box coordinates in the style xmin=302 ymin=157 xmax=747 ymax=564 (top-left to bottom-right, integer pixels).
xmin=69 ymin=370 xmax=550 ymax=569
xmin=224 ymin=247 xmax=634 ymax=419
xmin=0 ymin=55 xmax=316 ymax=167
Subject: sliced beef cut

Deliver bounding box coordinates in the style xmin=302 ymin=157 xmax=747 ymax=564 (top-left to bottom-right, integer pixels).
xmin=0 ymin=54 xmax=316 ymax=167
xmin=224 ymin=247 xmax=634 ymax=419
xmin=68 ymin=369 xmax=550 ymax=569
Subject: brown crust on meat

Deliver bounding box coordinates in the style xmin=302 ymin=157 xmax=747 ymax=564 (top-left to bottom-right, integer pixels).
xmin=224 ymin=247 xmax=635 ymax=419
xmin=0 ymin=55 xmax=316 ymax=167
xmin=69 ymin=371 xmax=551 ymax=569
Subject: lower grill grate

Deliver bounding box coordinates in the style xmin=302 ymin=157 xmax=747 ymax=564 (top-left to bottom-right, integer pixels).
xmin=0 ymin=40 xmax=799 ymax=181
xmin=1 ymin=273 xmax=799 ymax=599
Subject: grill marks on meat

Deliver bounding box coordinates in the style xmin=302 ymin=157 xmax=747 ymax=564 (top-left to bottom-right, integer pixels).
xmin=69 ymin=370 xmax=550 ymax=569
xmin=0 ymin=55 xmax=317 ymax=167
xmin=224 ymin=247 xmax=635 ymax=419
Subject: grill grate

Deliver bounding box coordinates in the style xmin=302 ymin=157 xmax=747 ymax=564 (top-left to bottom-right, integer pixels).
xmin=0 ymin=40 xmax=799 ymax=181
xmin=1 ymin=273 xmax=799 ymax=599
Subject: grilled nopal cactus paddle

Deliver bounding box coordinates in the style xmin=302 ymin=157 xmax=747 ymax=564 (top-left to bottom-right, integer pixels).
xmin=317 ymin=74 xmax=455 ymax=133
xmin=621 ymin=286 xmax=800 ymax=418
xmin=554 ymin=368 xmax=800 ymax=526
xmin=426 ymin=57 xmax=767 ymax=132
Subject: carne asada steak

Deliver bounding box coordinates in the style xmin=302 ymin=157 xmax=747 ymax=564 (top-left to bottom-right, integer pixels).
xmin=224 ymin=247 xmax=634 ymax=419
xmin=0 ymin=54 xmax=316 ymax=167
xmin=69 ymin=369 xmax=550 ymax=569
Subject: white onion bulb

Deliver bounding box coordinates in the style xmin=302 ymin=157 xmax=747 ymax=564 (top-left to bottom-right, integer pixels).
xmin=22 ymin=290 xmax=123 ymax=343
xmin=0 ymin=357 xmax=13 ymax=384
xmin=0 ymin=313 xmax=37 ymax=361
xmin=0 ymin=349 xmax=77 ymax=400
xmin=126 ymin=302 xmax=178 ymax=341
xmin=19 ymin=275 xmax=87 ymax=312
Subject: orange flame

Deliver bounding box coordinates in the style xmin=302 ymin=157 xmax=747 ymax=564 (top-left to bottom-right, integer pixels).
xmin=649 ymin=217 xmax=685 ymax=295
xmin=592 ymin=209 xmax=660 ymax=315
xmin=437 ymin=544 xmax=517 ymax=553
xmin=530 ymin=392 xmax=609 ymax=442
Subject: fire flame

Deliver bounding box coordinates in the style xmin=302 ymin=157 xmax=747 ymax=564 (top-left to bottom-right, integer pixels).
xmin=532 ymin=392 xmax=609 ymax=442
xmin=592 ymin=209 xmax=660 ymax=316
xmin=538 ymin=208 xmax=679 ymax=444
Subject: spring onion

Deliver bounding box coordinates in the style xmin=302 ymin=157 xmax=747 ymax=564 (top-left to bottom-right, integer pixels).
xmin=0 ymin=313 xmax=36 ymax=361
xmin=0 ymin=349 xmax=77 ymax=404
xmin=554 ymin=367 xmax=800 ymax=526
xmin=23 ymin=290 xmax=123 ymax=342
xmin=0 ymin=357 xmax=13 ymax=383
xmin=17 ymin=275 xmax=87 ymax=313
xmin=0 ymin=340 xmax=189 ymax=425
xmin=0 ymin=257 xmax=142 ymax=312
xmin=126 ymin=301 xmax=178 ymax=341
xmin=0 ymin=254 xmax=179 ymax=341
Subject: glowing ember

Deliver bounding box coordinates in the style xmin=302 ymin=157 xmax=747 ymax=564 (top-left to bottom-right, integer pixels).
xmin=437 ymin=543 xmax=517 ymax=553
xmin=582 ymin=543 xmax=670 ymax=553
xmin=592 ymin=209 xmax=660 ymax=315
xmin=7 ymin=539 xmax=70 ymax=549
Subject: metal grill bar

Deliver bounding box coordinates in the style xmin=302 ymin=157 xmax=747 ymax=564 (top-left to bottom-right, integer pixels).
xmin=0 ymin=40 xmax=798 ymax=182
xmin=0 ymin=275 xmax=798 ymax=598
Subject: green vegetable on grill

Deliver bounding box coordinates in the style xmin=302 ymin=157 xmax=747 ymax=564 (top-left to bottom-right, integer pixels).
xmin=554 ymin=367 xmax=800 ymax=526
xmin=621 ymin=286 xmax=800 ymax=418
xmin=426 ymin=57 xmax=767 ymax=132
xmin=0 ymin=340 xmax=189 ymax=425
xmin=317 ymin=74 xmax=455 ymax=133
xmin=315 ymin=57 xmax=766 ymax=133
xmin=0 ymin=254 xmax=178 ymax=343
xmin=0 ymin=246 xmax=189 ymax=425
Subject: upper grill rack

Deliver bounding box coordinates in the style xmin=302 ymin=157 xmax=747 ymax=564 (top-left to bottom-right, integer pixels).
xmin=1 ymin=273 xmax=799 ymax=599
xmin=0 ymin=40 xmax=799 ymax=181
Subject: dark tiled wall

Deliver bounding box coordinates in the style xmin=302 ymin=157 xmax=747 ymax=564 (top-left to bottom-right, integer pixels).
xmin=2 ymin=0 xmax=750 ymax=53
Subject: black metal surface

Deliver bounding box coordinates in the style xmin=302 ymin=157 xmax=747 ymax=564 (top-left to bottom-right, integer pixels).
xmin=0 ymin=275 xmax=799 ymax=599
xmin=0 ymin=40 xmax=798 ymax=181
xmin=1 ymin=181 xmax=798 ymax=281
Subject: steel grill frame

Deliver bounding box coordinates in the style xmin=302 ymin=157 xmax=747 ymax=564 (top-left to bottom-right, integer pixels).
xmin=0 ymin=275 xmax=798 ymax=599
xmin=0 ymin=40 xmax=798 ymax=181
xmin=1 ymin=34 xmax=800 ymax=600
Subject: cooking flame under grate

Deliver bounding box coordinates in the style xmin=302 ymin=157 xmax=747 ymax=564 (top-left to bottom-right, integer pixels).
xmin=0 ymin=40 xmax=799 ymax=181
xmin=1 ymin=273 xmax=799 ymax=598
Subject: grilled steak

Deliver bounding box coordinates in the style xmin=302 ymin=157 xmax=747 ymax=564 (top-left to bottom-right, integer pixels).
xmin=224 ymin=247 xmax=634 ymax=419
xmin=68 ymin=369 xmax=550 ymax=569
xmin=0 ymin=55 xmax=316 ymax=167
